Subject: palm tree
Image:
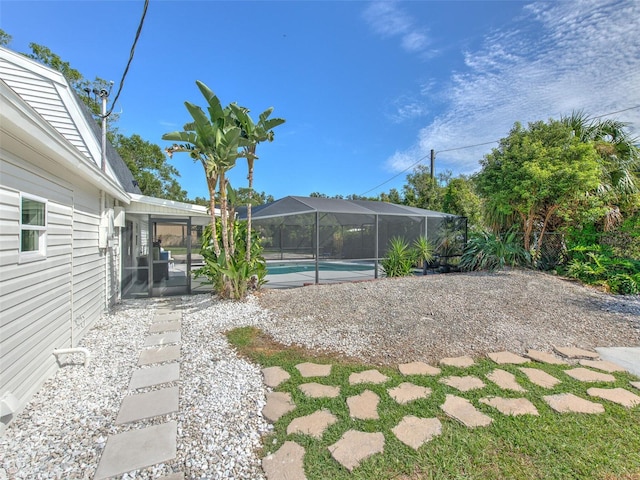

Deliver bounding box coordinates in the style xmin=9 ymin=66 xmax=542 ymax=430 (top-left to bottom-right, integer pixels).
xmin=562 ymin=111 xmax=640 ymax=229
xmin=163 ymin=81 xmax=247 ymax=262
xmin=229 ymin=104 xmax=285 ymax=261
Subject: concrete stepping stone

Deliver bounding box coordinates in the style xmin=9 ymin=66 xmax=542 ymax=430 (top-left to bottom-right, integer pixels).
xmin=544 ymin=393 xmax=604 ymax=414
xmin=295 ymin=362 xmax=332 ymax=378
xmin=116 ymin=386 xmax=179 ymax=425
xmin=347 ymin=390 xmax=380 ymax=420
xmin=263 ymin=392 xmax=296 ymax=423
xmin=519 ymin=367 xmax=561 ymax=388
xmin=94 ymin=421 xmax=177 ymax=480
xmin=154 ymin=309 xmax=180 ymax=318
xmin=349 ymin=369 xmax=389 ymax=385
xmin=487 ymin=351 xmax=529 ymax=365
xmin=152 ymin=312 xmax=182 ymax=322
xmin=631 ymin=382 xmax=640 ymax=390
xmin=440 ymin=394 xmax=492 ymax=428
xmin=579 ymin=359 xmax=627 ymax=373
xmin=440 ymin=375 xmax=485 ymax=392
xmin=149 ymin=320 xmax=181 ymax=333
xmin=144 ymin=331 xmax=181 ymax=347
xmin=439 ymin=356 xmax=475 ymax=368
xmin=587 ymin=387 xmax=640 ymax=408
xmin=299 ymin=382 xmax=340 ymax=399
xmin=486 ymin=369 xmax=526 ymax=392
xmin=525 ymin=349 xmax=567 ymax=365
xmin=388 ymin=382 xmax=432 ymax=404
xmin=287 ymin=409 xmax=338 ymax=439
xmin=138 ymin=345 xmax=181 ymax=366
xmin=158 ymin=473 xmax=184 ymax=480
xmin=565 ymin=368 xmax=616 ymax=383
xmin=596 ymin=346 xmax=640 ymax=377
xmin=392 ymin=416 xmax=442 ymax=450
xmin=479 ymin=397 xmax=539 ymax=416
xmin=129 ymin=363 xmax=180 ymax=390
xmin=262 ymin=366 xmax=291 ymax=388
xmin=398 ymin=361 xmax=441 ymax=376
xmin=262 ymin=441 xmax=306 ymax=480
xmin=554 ymin=346 xmax=599 ymax=360
xmin=328 ymin=430 xmax=385 ymax=472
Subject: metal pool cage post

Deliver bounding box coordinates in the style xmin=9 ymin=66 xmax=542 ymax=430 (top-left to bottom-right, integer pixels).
xmin=374 ymin=214 xmax=379 ymax=279
xmin=315 ymin=210 xmax=320 ymax=284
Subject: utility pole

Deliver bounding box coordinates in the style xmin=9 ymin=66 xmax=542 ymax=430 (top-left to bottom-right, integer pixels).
xmin=430 ymin=149 xmax=435 ymax=180
xmin=95 ymin=88 xmax=109 ymax=172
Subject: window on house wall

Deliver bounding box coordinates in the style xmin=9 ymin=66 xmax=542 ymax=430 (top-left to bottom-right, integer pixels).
xmin=20 ymin=194 xmax=47 ymax=260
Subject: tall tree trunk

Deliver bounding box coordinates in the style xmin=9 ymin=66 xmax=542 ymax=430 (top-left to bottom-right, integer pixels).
xmin=206 ymin=174 xmax=220 ymax=257
xmin=246 ymin=147 xmax=256 ymax=263
xmin=219 ymin=171 xmax=230 ymax=265
xmin=536 ymin=204 xmax=559 ymax=253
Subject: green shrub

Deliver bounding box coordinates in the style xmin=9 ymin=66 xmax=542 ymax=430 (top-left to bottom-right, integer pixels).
xmin=562 ymin=244 xmax=640 ymax=294
xmin=460 ymin=230 xmax=530 ymax=272
xmin=381 ymin=237 xmax=415 ymax=277
xmin=195 ymin=220 xmax=267 ymax=299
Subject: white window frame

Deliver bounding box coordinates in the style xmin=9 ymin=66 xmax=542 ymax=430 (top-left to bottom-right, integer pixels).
xmin=19 ymin=193 xmax=47 ymax=262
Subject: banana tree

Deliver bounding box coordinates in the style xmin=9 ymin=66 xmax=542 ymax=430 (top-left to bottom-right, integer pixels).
xmin=163 ymin=81 xmax=247 ymax=266
xmin=229 ymin=104 xmax=285 ymax=262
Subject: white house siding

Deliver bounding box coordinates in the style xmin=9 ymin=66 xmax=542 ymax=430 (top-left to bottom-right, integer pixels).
xmin=70 ymin=188 xmax=105 ymax=345
xmin=0 ymin=153 xmax=74 ymax=431
xmin=0 ymin=57 xmax=91 ymax=160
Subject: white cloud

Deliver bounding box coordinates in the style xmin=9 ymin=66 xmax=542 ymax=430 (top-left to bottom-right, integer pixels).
xmin=363 ymin=1 xmax=432 ymax=55
xmin=384 ymin=0 xmax=640 ymax=178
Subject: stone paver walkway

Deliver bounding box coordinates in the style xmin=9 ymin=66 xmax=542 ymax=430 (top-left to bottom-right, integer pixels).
xmin=348 ymin=369 xmax=389 ymax=385
xmin=328 ymin=430 xmax=385 ymax=472
xmin=544 ymin=393 xmax=605 ymax=414
xmin=287 ymin=409 xmax=338 ymax=438
xmin=486 ymin=369 xmax=526 ymax=392
xmin=392 ymin=416 xmax=442 ymax=449
xmin=299 ymin=382 xmax=340 ymax=398
xmin=398 ymin=361 xmax=441 ymax=376
xmin=347 ymin=390 xmax=380 ymax=420
xmin=95 ymin=302 xmax=183 ymax=479
xmin=259 ymin=348 xmax=638 ymax=479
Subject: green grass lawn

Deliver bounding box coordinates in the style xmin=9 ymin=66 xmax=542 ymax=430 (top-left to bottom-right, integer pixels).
xmin=227 ymin=326 xmax=640 ymax=480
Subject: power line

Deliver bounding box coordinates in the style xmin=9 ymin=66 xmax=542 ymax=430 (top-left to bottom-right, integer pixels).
xmin=105 ymin=0 xmax=149 ymax=118
xmin=359 ymin=153 xmax=430 ymax=196
xmin=359 ymin=104 xmax=640 ymax=197
xmin=591 ymin=104 xmax=640 ymax=119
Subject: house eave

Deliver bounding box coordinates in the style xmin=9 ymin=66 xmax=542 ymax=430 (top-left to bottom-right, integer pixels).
xmin=1 ymin=80 xmax=130 ymax=203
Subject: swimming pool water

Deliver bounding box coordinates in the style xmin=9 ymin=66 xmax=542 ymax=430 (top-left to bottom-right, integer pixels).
xmin=266 ymin=262 xmax=374 ymax=275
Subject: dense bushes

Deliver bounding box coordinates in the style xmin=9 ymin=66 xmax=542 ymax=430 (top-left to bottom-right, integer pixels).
xmin=459 ymin=230 xmax=530 ymax=272
xmin=562 ymin=244 xmax=640 ymax=295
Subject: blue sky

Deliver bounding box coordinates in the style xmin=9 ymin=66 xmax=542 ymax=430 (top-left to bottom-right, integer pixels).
xmin=2 ymin=0 xmax=639 ymax=201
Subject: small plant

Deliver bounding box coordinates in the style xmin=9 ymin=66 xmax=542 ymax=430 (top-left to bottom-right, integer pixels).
xmin=413 ymin=235 xmax=435 ymax=269
xmin=195 ymin=219 xmax=267 ymax=299
xmin=381 ymin=237 xmax=415 ymax=277
xmin=381 ymin=236 xmax=435 ymax=277
xmin=460 ymin=230 xmax=530 ymax=272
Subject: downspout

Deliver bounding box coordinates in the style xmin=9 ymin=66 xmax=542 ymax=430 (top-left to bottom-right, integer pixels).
xmin=52 ymin=347 xmax=91 ymax=367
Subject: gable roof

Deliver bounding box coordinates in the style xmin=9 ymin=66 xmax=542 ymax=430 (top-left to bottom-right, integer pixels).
xmin=243 ymin=196 xmax=455 ymax=220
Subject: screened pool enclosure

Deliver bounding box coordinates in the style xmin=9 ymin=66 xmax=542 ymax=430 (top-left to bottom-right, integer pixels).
xmin=240 ymin=196 xmax=467 ymax=288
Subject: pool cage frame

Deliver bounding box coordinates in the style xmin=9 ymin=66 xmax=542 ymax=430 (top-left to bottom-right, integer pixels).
xmin=240 ymin=196 xmax=467 ymax=284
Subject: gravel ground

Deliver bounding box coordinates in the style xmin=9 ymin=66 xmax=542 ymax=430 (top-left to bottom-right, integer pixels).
xmin=1 ymin=269 xmax=638 ymax=479
xmin=256 ymin=269 xmax=640 ymax=365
